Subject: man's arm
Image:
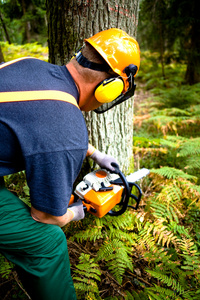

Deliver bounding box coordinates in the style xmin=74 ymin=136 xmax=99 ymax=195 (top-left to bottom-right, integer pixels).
xmin=31 ymin=206 xmax=74 ymax=227
xmin=31 ymin=200 xmax=84 ymax=227
xmin=86 ymin=143 xmax=96 ymax=156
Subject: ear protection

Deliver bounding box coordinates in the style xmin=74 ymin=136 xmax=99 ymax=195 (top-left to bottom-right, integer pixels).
xmin=94 ymin=77 xmax=124 ymax=103
xmin=74 ymin=50 xmax=138 ymax=107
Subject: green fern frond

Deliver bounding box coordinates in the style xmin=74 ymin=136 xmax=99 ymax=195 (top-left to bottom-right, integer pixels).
xmin=178 ymin=138 xmax=200 ymax=157
xmin=146 ymin=285 xmax=176 ymax=299
xmin=104 ymin=212 xmax=137 ymax=230
xmin=147 ymin=290 xmax=165 ymax=300
xmin=139 ymin=220 xmax=177 ymax=248
xmin=73 ymin=226 xmax=103 ymax=243
xmin=182 ymin=290 xmax=200 ymax=300
xmin=157 ymin=184 xmax=182 ymax=203
xmin=96 ymin=238 xmax=133 ymax=284
xmin=73 ymin=253 xmax=101 ymax=299
xmin=108 ymin=229 xmax=136 ymax=245
xmin=124 ymin=290 xmax=149 ymax=300
xmin=183 ymin=156 xmax=200 ymax=170
xmin=167 ymin=221 xmax=191 ymax=238
xmin=146 ymin=270 xmax=184 ymax=294
xmin=137 ymin=229 xmax=170 ymax=261
xmin=73 ymin=218 xmax=104 ymax=242
xmin=177 ymin=238 xmax=200 ymax=271
xmin=124 ymin=290 xmax=138 ymax=300
xmin=150 ymin=198 xmax=181 ymax=223
xmin=0 ymin=254 xmax=14 ymax=279
xmin=151 ymin=167 xmax=197 ymax=181
xmin=162 ymin=107 xmax=192 ymax=117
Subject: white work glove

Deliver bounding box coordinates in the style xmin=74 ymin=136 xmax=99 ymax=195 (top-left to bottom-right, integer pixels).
xmin=90 ymin=149 xmax=118 ymax=172
xmin=68 ymin=200 xmax=85 ymax=221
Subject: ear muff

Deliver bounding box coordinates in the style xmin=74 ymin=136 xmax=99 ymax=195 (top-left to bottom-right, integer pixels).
xmin=94 ymin=77 xmax=124 ymax=103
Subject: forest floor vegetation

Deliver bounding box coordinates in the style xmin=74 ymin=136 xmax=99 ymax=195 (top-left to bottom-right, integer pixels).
xmin=0 ymin=47 xmax=200 ymax=300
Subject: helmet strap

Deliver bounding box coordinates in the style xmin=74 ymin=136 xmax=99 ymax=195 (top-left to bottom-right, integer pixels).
xmin=76 ymin=51 xmax=110 ymax=72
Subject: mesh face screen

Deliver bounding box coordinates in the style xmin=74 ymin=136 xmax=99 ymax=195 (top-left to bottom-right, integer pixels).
xmin=94 ymin=84 xmax=136 ymax=114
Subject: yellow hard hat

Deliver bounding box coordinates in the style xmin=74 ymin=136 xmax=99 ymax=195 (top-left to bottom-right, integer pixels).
xmin=85 ymin=28 xmax=140 ymax=92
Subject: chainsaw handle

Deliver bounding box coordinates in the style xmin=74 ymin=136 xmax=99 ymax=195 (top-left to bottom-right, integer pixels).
xmin=107 ymin=163 xmax=130 ymax=216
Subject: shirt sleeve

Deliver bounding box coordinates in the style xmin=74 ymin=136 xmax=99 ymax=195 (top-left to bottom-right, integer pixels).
xmin=25 ymin=148 xmax=86 ymax=216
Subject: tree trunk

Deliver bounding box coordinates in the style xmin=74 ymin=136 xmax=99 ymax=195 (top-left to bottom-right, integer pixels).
xmin=46 ymin=0 xmax=140 ymax=173
xmin=185 ymin=0 xmax=200 ymax=84
xmin=21 ymin=0 xmax=31 ymax=43
xmin=0 ymin=45 xmax=4 ymax=63
xmin=0 ymin=10 xmax=11 ymax=44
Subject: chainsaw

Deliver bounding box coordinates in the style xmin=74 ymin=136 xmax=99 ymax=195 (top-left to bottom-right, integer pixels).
xmin=69 ymin=163 xmax=150 ymax=218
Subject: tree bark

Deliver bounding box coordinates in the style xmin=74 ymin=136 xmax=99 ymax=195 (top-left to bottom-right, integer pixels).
xmin=0 ymin=10 xmax=11 ymax=44
xmin=185 ymin=0 xmax=200 ymax=84
xmin=46 ymin=0 xmax=140 ymax=173
xmin=21 ymin=0 xmax=31 ymax=43
xmin=0 ymin=45 xmax=5 ymax=63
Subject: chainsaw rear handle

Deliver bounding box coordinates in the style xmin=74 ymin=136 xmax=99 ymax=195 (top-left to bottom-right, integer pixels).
xmin=107 ymin=162 xmax=130 ymax=216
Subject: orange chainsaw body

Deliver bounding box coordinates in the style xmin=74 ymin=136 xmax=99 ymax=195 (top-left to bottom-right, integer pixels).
xmin=69 ymin=167 xmax=150 ymax=218
xmin=82 ymin=184 xmax=123 ymax=218
xmin=69 ymin=169 xmax=123 ymax=218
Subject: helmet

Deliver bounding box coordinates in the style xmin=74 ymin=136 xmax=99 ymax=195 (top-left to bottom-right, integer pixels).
xmin=85 ymin=28 xmax=140 ymax=92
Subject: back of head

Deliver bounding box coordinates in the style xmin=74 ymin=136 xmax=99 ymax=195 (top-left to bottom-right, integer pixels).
xmin=85 ymin=28 xmax=140 ymax=92
xmin=72 ymin=28 xmax=140 ymax=113
xmin=71 ymin=43 xmax=111 ymax=84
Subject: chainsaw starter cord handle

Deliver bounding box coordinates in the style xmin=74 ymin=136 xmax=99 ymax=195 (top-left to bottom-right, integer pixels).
xmin=107 ymin=163 xmax=130 ymax=216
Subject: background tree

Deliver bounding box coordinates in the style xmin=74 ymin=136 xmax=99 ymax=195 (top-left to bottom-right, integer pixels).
xmin=138 ymin=0 xmax=200 ymax=84
xmin=46 ymin=0 xmax=140 ymax=173
xmin=0 ymin=0 xmax=47 ymax=44
xmin=0 ymin=44 xmax=4 ymax=62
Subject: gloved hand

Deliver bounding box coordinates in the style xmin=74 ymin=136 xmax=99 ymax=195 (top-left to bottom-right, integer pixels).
xmin=68 ymin=200 xmax=85 ymax=221
xmin=90 ymin=149 xmax=118 ymax=172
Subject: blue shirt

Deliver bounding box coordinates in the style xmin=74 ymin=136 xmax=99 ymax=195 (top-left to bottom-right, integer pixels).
xmin=0 ymin=58 xmax=88 ymax=216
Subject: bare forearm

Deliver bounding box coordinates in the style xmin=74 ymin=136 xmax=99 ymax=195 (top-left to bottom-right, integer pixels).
xmin=86 ymin=143 xmax=96 ymax=156
xmin=31 ymin=206 xmax=74 ymax=227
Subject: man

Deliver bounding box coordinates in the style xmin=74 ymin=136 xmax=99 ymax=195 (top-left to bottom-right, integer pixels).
xmin=0 ymin=28 xmax=140 ymax=299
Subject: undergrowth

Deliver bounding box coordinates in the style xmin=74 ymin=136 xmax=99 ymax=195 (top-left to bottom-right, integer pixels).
xmin=0 ymin=49 xmax=200 ymax=299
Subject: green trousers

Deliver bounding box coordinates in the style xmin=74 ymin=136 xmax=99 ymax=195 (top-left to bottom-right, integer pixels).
xmin=0 ymin=178 xmax=77 ymax=300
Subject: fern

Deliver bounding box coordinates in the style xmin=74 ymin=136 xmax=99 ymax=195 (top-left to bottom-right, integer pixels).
xmin=96 ymin=238 xmax=133 ymax=284
xmin=0 ymin=253 xmax=14 ymax=279
xmin=184 ymin=156 xmax=200 ymax=170
xmin=73 ymin=213 xmax=137 ymax=243
xmin=151 ymin=167 xmax=197 ymax=181
xmin=178 ymin=138 xmax=200 ymax=157
xmin=72 ymin=218 xmax=104 ymax=242
xmin=167 ymin=221 xmax=191 ymax=238
xmin=177 ymin=238 xmax=200 ymax=271
xmin=145 ymin=285 xmax=176 ymax=299
xmin=187 ymin=104 xmax=200 ymax=116
xmin=124 ymin=290 xmax=149 ymax=300
xmin=146 ymin=270 xmax=184 ymax=294
xmin=73 ymin=253 xmax=101 ymax=299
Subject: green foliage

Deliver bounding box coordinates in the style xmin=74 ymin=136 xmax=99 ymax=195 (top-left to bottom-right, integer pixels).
xmin=151 ymin=167 xmax=197 ymax=181
xmin=138 ymin=0 xmax=200 ymax=84
xmin=73 ymin=253 xmax=101 ymax=300
xmin=0 ymin=253 xmax=13 ymax=279
xmin=0 ymin=0 xmax=47 ymax=44
xmin=95 ymin=238 xmax=133 ymax=285
xmin=0 ymin=41 xmax=48 ymax=62
xmin=1 ymin=48 xmax=200 ymax=300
